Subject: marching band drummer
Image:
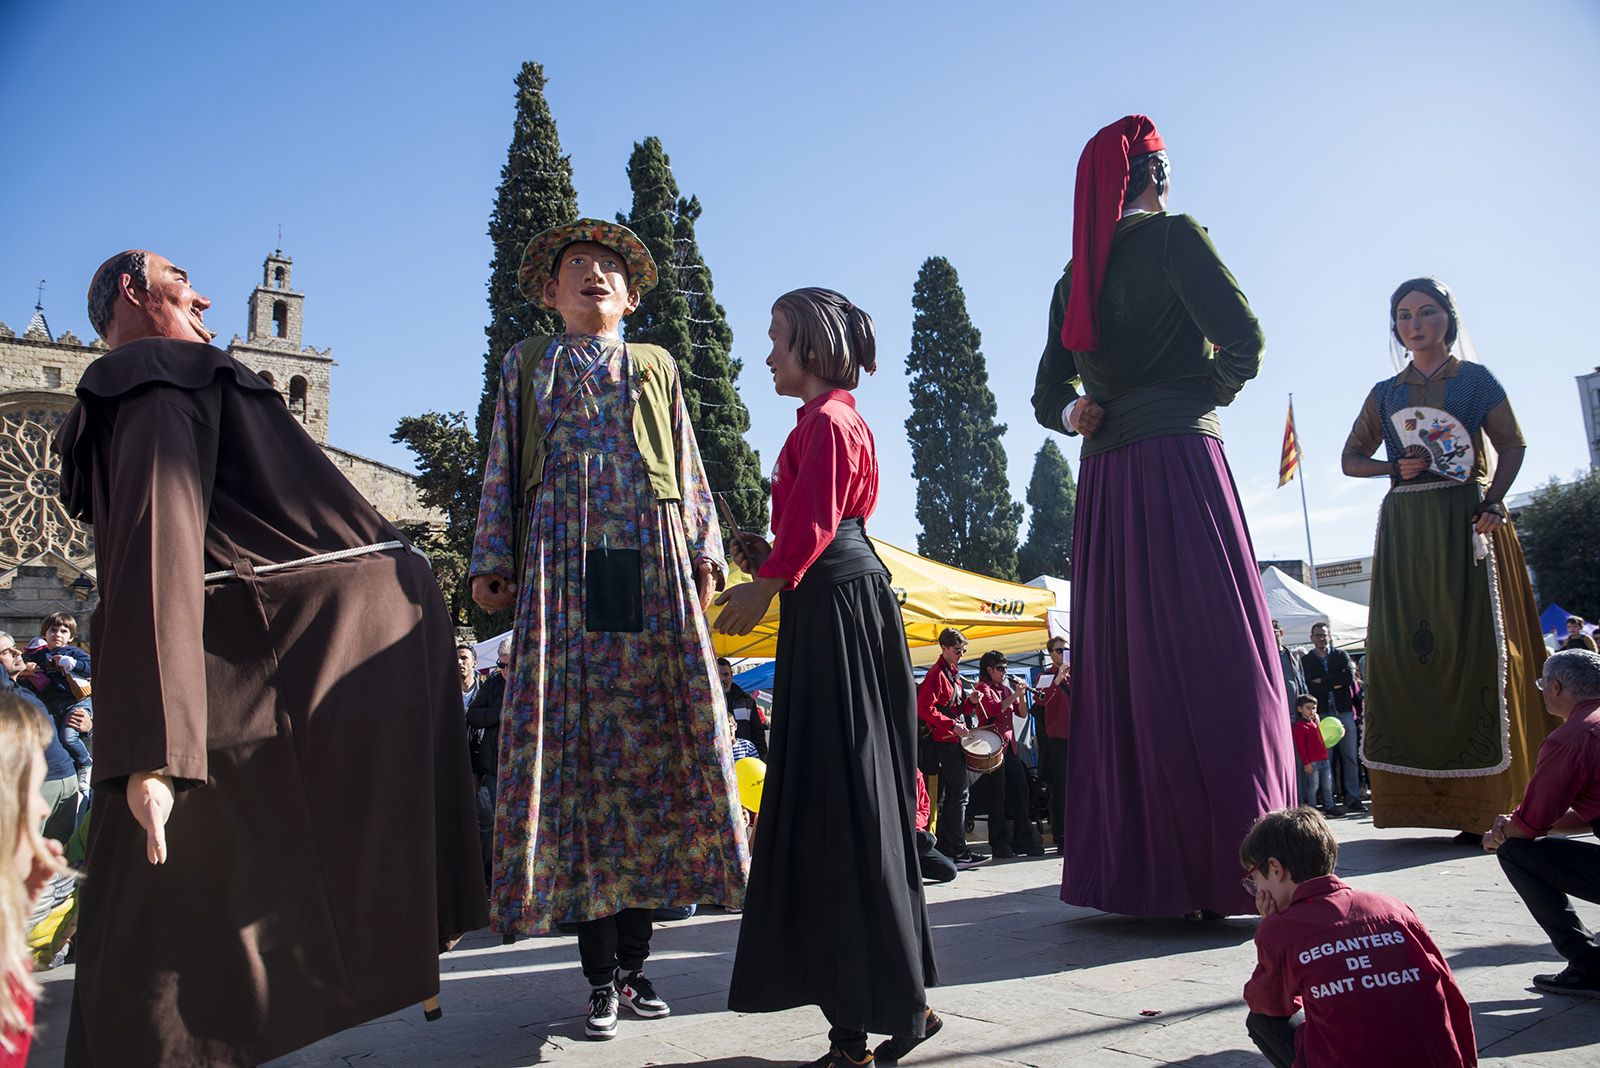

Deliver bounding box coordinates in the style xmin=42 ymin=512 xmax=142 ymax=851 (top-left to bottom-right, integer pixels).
xmin=917 ymin=630 xmax=988 ymax=868
xmin=715 ymin=288 xmax=941 ymax=1068
xmin=971 ymin=651 xmax=1046 ymax=858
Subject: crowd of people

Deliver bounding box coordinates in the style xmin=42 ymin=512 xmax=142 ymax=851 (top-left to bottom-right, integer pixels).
xmin=2 ymin=106 xmax=1598 ymax=1068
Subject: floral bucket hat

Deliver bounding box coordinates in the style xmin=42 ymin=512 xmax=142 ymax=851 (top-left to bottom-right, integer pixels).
xmin=517 ymin=218 xmax=658 ymax=306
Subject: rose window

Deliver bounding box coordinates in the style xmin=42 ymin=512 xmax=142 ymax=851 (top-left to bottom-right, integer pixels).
xmin=0 ymin=402 xmax=93 ymax=566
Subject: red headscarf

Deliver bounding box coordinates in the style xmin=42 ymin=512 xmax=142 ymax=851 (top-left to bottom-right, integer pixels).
xmin=1061 ymin=115 xmax=1165 ymax=352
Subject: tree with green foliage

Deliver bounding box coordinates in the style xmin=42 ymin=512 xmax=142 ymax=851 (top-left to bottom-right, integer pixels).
xmin=616 ymin=137 xmax=767 ymax=530
xmin=1017 ymin=439 xmax=1076 ymax=580
xmin=904 ymin=256 xmax=1022 ymax=579
xmin=476 ymin=61 xmax=579 ymax=452
xmin=1518 ymin=469 xmax=1600 ymax=619
xmin=391 ymin=411 xmax=481 ymax=627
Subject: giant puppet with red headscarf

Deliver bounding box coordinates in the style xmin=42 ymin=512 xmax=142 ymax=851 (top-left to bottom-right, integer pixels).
xmin=1032 ymin=116 xmax=1296 ymax=918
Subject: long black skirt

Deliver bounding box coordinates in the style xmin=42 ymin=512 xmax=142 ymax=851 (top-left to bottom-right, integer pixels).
xmin=728 ymin=519 xmax=937 ymax=1037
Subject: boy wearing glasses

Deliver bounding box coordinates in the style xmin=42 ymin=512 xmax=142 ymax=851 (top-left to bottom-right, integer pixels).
xmin=1240 ymin=808 xmax=1474 ymax=1067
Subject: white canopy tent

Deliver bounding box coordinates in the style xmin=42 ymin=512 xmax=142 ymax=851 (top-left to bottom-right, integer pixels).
xmin=1025 ymin=574 xmax=1071 ymax=644
xmin=1259 ymin=566 xmax=1369 ymax=648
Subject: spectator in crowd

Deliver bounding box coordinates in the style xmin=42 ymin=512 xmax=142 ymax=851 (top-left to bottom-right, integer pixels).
xmin=1300 ymin=623 xmax=1365 ymax=815
xmin=1291 ymin=695 xmax=1336 ymax=816
xmin=1241 ymin=807 xmax=1475 ymax=1067
xmin=1035 ymin=639 xmax=1071 ymax=851
xmin=916 ymin=629 xmax=986 ymax=868
xmin=22 ymin=613 xmax=93 ymax=791
xmin=467 ymin=638 xmax=511 ymax=881
xmin=0 ymin=635 xmax=77 ymax=843
xmin=1483 ymin=648 xmax=1600 ymax=998
xmin=971 ymin=651 xmax=1045 ymax=858
xmin=1562 ymin=617 xmax=1598 ymax=654
xmin=914 ymin=771 xmax=956 ymax=884
xmin=719 ymin=657 xmax=767 ymax=760
xmin=456 ymin=643 xmax=481 ymax=709
xmin=1273 ymin=620 xmax=1305 ymax=723
xmin=1 ymin=693 xmax=70 ymax=1065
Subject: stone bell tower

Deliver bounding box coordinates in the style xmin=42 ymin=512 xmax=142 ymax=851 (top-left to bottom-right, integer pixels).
xmin=229 ymin=250 xmax=333 ymax=442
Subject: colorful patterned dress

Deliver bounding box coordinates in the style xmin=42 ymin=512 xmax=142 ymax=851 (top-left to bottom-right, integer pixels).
xmin=471 ymin=334 xmax=749 ymax=935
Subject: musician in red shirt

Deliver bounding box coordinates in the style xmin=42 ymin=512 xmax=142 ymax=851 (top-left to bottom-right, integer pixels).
xmin=715 ymin=288 xmax=939 ymax=1068
xmin=970 ymin=652 xmax=1045 ymax=858
xmin=1035 ymin=639 xmax=1071 ymax=850
xmin=916 ymin=630 xmax=986 ymax=866
xmin=1241 ymin=808 xmax=1475 ymax=1068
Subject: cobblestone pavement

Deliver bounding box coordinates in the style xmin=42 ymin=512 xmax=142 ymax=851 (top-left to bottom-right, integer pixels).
xmin=27 ymin=816 xmax=1600 ymax=1066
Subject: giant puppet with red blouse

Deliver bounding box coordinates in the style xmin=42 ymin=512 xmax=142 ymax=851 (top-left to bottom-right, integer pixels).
xmin=715 ymin=289 xmax=940 ymax=1068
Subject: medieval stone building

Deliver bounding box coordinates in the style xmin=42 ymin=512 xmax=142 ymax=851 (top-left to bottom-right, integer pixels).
xmin=0 ymin=251 xmax=440 ymax=639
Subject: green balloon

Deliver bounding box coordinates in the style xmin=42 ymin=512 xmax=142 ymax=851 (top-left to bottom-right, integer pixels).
xmin=1319 ymin=716 xmax=1345 ymax=749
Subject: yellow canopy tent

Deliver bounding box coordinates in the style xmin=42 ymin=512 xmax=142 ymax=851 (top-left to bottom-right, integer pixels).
xmin=709 ymin=537 xmax=1057 ymax=667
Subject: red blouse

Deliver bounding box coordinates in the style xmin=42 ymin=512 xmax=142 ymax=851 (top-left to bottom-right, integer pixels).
xmin=0 ymin=975 xmax=32 ymax=1067
xmin=758 ymin=389 xmax=879 ymax=589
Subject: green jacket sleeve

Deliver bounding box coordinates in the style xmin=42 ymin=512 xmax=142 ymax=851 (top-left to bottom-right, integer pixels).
xmin=1032 ymin=269 xmax=1082 ymax=434
xmin=1164 ymin=215 xmax=1264 ymax=408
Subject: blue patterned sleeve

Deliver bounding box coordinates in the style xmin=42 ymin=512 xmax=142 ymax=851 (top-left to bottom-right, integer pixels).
xmin=469 ymin=344 xmax=521 ymax=580
xmin=671 ymin=360 xmax=725 ymax=572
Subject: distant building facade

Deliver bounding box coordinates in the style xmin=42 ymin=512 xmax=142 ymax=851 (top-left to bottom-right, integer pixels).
xmin=0 ymin=251 xmax=440 ymax=638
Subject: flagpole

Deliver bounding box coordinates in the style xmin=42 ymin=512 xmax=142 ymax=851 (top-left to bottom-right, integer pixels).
xmin=1291 ymin=394 xmax=1319 ymax=588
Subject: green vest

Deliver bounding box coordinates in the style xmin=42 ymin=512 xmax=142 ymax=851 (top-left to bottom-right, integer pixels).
xmin=515 ymin=335 xmax=682 ymax=563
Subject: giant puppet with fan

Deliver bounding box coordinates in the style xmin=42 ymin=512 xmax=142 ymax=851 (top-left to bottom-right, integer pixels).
xmin=1031 ymin=114 xmax=1295 ymax=919
xmin=1340 ymin=277 xmax=1551 ymax=835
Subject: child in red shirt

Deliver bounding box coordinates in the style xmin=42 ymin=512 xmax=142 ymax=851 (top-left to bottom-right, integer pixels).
xmin=1291 ymin=696 xmax=1335 ymax=815
xmin=1241 ymin=807 xmax=1474 ymax=1068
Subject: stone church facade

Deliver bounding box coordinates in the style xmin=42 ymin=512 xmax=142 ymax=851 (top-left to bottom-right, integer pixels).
xmin=0 ymin=251 xmax=440 ymax=639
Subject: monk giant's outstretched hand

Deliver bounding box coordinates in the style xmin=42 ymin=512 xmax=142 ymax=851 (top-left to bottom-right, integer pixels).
xmin=128 ymin=772 xmax=175 ymax=865
xmin=471 ymin=573 xmax=518 ymax=612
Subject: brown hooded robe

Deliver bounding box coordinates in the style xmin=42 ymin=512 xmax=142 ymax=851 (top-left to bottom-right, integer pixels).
xmin=54 ymin=338 xmax=487 ymax=1066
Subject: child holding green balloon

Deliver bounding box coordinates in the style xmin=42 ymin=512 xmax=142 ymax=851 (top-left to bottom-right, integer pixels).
xmin=1293 ymin=696 xmax=1337 ymax=814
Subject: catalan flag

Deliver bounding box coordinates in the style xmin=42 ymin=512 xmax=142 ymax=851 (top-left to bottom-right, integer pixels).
xmin=1278 ymin=400 xmax=1301 ymax=487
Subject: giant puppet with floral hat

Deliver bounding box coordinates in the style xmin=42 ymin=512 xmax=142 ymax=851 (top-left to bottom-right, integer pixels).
xmin=1032 ymin=116 xmax=1296 ymax=919
xmin=469 ymin=219 xmax=750 ymax=1043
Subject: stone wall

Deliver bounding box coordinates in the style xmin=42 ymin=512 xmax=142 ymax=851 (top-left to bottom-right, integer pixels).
xmin=321 ymin=446 xmax=442 ymax=530
xmin=228 ymin=339 xmax=334 ymax=442
xmin=0 ymin=330 xmax=101 ymax=400
xmin=0 ymin=563 xmax=97 ymax=643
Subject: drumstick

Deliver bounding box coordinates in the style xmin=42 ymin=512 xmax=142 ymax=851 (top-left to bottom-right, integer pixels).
xmin=715 ymin=494 xmax=757 ymax=564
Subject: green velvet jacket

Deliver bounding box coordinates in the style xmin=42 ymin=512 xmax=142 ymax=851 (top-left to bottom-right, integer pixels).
xmin=1030 ymin=212 xmax=1265 ymax=459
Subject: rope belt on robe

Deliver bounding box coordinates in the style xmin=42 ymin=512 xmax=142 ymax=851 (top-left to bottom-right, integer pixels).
xmin=203 ymin=539 xmax=429 ymax=583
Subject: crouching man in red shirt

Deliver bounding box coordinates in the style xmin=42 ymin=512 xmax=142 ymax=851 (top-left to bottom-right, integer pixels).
xmin=1482 ymin=648 xmax=1600 ymax=999
xmin=1241 ymin=808 xmax=1476 ymax=1068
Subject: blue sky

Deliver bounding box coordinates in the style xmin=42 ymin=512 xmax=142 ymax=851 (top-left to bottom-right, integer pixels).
xmin=3 ymin=1 xmax=1597 ymax=568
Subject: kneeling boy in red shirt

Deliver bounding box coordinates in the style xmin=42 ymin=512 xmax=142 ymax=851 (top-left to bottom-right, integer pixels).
xmin=1241 ymin=808 xmax=1475 ymax=1067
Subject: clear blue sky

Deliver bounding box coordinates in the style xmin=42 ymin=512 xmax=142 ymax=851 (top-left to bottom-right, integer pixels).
xmin=3 ymin=1 xmax=1597 ymax=567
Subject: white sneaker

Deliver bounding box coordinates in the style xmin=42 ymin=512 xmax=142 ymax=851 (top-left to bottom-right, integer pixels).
xmin=615 ymin=970 xmax=671 ymax=1018
xmin=585 ymin=984 xmax=619 ymax=1039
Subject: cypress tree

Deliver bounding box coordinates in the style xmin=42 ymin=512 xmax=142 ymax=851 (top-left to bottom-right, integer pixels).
xmin=905 ymin=256 xmax=1022 ymax=579
xmin=1016 ymin=438 xmax=1076 ymax=580
xmin=477 ymin=61 xmax=579 ymax=452
xmin=617 ymin=137 xmax=767 ymax=529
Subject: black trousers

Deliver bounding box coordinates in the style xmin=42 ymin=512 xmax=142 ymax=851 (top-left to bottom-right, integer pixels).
xmin=1044 ymin=737 xmax=1069 ymax=846
xmin=1245 ymin=1010 xmax=1301 ymax=1068
xmin=931 ymin=740 xmax=969 ymax=856
xmin=1498 ymin=834 xmax=1600 ymax=975
xmin=916 ymin=829 xmax=957 ymax=883
xmin=975 ymin=749 xmax=1040 ymax=852
xmin=576 ymin=908 xmax=654 ymax=988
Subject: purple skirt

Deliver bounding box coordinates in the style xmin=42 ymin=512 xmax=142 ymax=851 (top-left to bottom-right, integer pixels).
xmin=1062 ymin=433 xmax=1294 ymax=917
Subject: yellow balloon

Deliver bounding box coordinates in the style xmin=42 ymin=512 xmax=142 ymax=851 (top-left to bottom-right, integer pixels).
xmin=1319 ymin=716 xmax=1345 ymax=749
xmin=735 ymin=757 xmax=766 ymax=813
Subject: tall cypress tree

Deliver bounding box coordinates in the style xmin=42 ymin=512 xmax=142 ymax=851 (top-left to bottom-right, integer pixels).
xmin=477 ymin=61 xmax=579 ymax=452
xmin=905 ymin=256 xmax=1022 ymax=579
xmin=618 ymin=137 xmax=767 ymax=529
xmin=1017 ymin=438 xmax=1076 ymax=580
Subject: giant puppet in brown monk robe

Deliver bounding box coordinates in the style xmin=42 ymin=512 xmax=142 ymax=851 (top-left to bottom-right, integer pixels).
xmin=52 ymin=250 xmax=488 ymax=1067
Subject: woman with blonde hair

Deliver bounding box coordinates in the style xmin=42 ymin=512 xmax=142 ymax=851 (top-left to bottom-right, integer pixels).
xmin=1 ymin=692 xmax=71 ymax=1064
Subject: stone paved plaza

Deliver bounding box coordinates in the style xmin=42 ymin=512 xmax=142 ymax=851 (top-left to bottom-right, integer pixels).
xmin=27 ymin=816 xmax=1600 ymax=1067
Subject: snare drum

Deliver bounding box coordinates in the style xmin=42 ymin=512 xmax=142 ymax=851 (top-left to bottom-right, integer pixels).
xmin=960 ymin=728 xmax=1005 ymax=775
